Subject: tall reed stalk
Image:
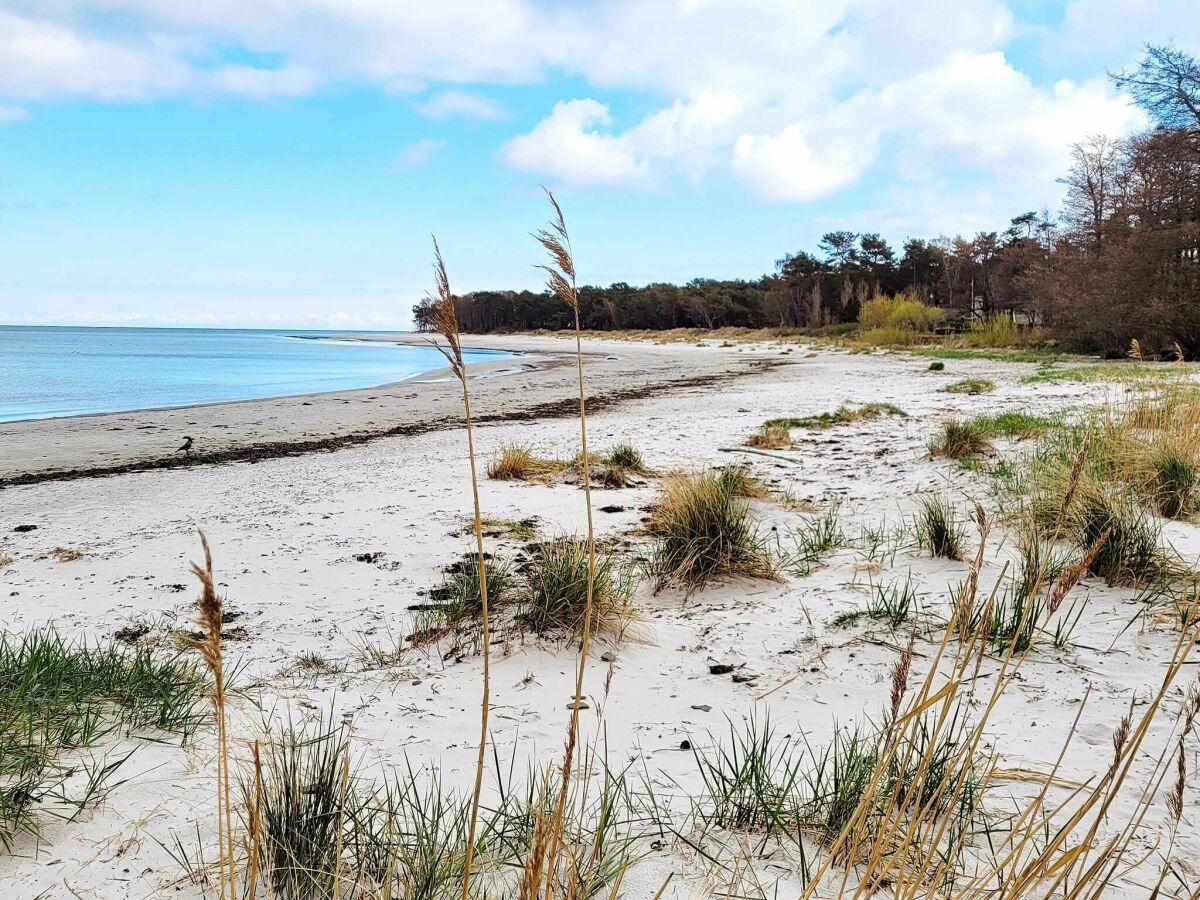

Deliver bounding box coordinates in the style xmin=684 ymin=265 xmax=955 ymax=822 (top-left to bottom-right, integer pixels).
xmin=189 ymin=531 xmax=235 ymax=900
xmin=525 ymin=188 xmax=599 ymax=896
xmin=426 ymin=238 xmax=493 ymax=900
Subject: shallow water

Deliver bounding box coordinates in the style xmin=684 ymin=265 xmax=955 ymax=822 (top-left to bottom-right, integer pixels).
xmin=0 ymin=326 xmax=510 ymax=421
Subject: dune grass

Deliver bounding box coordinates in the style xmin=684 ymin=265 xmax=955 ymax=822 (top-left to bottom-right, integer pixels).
xmin=932 ymin=412 xmax=1061 ymax=459
xmin=520 ymin=538 xmax=635 ymax=637
xmin=1022 ymin=361 xmax=1200 ymax=384
xmin=647 ymin=466 xmax=775 ymax=591
xmin=486 ymin=444 xmax=566 ymax=481
xmin=766 ymin=402 xmax=907 ymax=430
xmin=941 ymin=378 xmax=995 ymax=395
xmin=241 ymin=718 xmax=646 ymax=900
xmin=747 ymin=422 xmax=792 ymax=449
xmin=0 ymin=628 xmax=207 ymax=849
xmin=914 ymin=495 xmax=966 ymax=560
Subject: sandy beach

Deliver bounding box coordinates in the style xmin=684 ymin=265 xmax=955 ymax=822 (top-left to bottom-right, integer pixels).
xmin=0 ymin=334 xmax=779 ymax=486
xmin=2 ymin=336 xmax=1198 ymax=898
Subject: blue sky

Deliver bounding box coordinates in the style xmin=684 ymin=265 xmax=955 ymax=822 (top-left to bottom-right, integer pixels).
xmin=0 ymin=1 xmax=1195 ymax=329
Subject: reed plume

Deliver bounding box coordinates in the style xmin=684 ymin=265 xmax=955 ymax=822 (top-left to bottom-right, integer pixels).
xmin=189 ymin=530 xmax=235 ymax=900
xmin=528 ymin=187 xmax=599 ymax=896
xmin=426 ymin=237 xmax=493 ymax=900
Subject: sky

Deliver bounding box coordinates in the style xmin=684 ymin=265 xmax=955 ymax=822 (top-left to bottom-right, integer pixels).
xmin=0 ymin=1 xmax=1196 ymax=330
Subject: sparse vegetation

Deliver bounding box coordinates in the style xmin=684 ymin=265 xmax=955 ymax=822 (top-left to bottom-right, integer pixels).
xmin=747 ymin=422 xmax=791 ymax=448
xmin=942 ymin=377 xmax=995 ymax=395
xmin=486 ymin=444 xmax=565 ymax=480
xmin=766 ymin=402 xmax=906 ymax=430
xmin=0 ymin=628 xmax=207 ymax=849
xmin=480 ymin=516 xmax=541 ymax=540
xmin=914 ymin=495 xmax=966 ymax=560
xmin=648 ymin=467 xmax=775 ymax=590
xmin=520 ymin=538 xmax=634 ymax=636
xmin=867 ymin=577 xmax=920 ymax=627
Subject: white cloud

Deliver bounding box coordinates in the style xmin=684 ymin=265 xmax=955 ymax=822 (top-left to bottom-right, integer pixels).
xmin=731 ymin=120 xmax=879 ymax=202
xmin=879 ymin=52 xmax=1146 ymax=178
xmin=0 ymin=105 xmax=29 ymax=124
xmin=415 ymin=90 xmax=506 ymax=120
xmin=207 ymin=64 xmax=321 ymax=99
xmin=0 ymin=1 xmax=1172 ymax=205
xmin=503 ymin=99 xmax=649 ymax=185
xmin=392 ymin=138 xmax=444 ymax=170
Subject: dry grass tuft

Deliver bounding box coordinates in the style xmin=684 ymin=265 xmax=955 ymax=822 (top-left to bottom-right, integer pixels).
xmin=647 ymin=467 xmax=776 ymax=591
xmin=942 ymin=378 xmax=995 ymax=395
xmin=487 ymin=444 xmax=565 ymax=481
xmin=767 ymin=402 xmax=906 ymax=430
xmin=0 ymin=552 xmax=12 ymax=569
xmin=747 ymin=423 xmax=792 ymax=449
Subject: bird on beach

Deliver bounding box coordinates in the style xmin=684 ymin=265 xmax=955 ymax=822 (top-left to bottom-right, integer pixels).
xmin=176 ymin=436 xmax=194 ymax=456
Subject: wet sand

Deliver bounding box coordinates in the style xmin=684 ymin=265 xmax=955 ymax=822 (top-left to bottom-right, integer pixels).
xmin=0 ymin=333 xmax=783 ymax=486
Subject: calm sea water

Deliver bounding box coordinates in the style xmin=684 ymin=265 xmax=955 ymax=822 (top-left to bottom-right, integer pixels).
xmin=0 ymin=326 xmax=511 ymax=422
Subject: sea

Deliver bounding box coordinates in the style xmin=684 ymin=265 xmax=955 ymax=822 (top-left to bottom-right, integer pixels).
xmin=0 ymin=326 xmax=511 ymax=422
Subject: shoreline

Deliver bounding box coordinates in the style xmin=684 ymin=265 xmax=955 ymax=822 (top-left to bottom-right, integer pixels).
xmin=0 ymin=331 xmax=529 ymax=427
xmin=0 ymin=333 xmax=785 ymax=487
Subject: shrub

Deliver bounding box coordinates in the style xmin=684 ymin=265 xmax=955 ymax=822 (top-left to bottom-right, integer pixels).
xmin=928 ymin=361 xmax=945 ymax=371
xmin=648 ymin=468 xmax=775 ymax=590
xmin=963 ymin=316 xmax=1047 ymax=349
xmin=858 ymin=293 xmax=946 ymax=332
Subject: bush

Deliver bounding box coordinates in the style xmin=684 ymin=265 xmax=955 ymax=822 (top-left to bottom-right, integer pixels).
xmin=859 ymin=293 xmax=946 ymax=332
xmin=963 ymin=316 xmax=1047 ymax=349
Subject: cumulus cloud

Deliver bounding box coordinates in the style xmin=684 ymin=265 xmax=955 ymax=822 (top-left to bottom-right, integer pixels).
xmin=731 ymin=120 xmax=879 ymax=202
xmin=503 ymin=99 xmax=649 ymax=185
xmin=415 ymin=90 xmax=507 ymax=120
xmin=0 ymin=1 xmax=1172 ymax=205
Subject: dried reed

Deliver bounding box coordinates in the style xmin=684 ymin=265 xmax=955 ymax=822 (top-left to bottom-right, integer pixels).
xmin=189 ymin=530 xmax=235 ymax=900
xmin=426 ymin=238 xmax=493 ymax=900
xmin=526 ymin=187 xmax=600 ymax=897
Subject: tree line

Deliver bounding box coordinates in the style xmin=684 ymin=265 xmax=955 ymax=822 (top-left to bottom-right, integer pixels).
xmin=414 ymin=45 xmax=1200 ymax=358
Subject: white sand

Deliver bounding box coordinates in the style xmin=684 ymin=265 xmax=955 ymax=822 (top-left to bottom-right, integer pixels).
xmin=1 ymin=337 xmax=1197 ymax=898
